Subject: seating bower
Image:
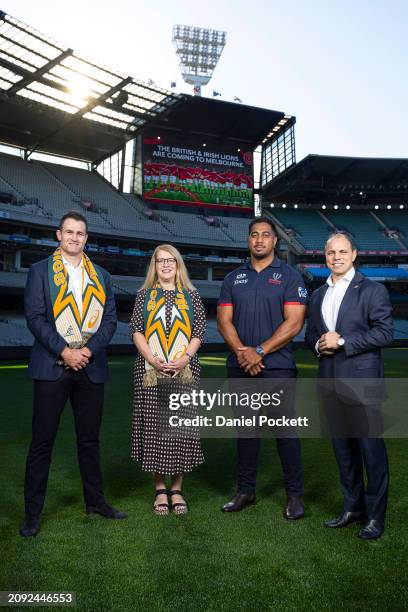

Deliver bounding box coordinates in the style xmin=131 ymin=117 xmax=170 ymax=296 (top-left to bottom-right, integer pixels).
xmin=271 ymin=209 xmax=332 ymax=250
xmin=324 ymin=211 xmax=401 ymax=251
xmin=377 ymin=211 xmax=408 ymax=248
xmin=0 ymin=153 xmax=111 ymax=231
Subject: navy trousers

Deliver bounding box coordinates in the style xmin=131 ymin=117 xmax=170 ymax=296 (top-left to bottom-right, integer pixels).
xmin=331 ymin=437 xmax=389 ymax=521
xmin=24 ymin=369 xmax=106 ymax=517
xmin=227 ymin=367 xmax=302 ymax=496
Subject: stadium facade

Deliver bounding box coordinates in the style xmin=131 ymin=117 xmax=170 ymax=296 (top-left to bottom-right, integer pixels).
xmin=0 ymin=10 xmax=407 ymax=355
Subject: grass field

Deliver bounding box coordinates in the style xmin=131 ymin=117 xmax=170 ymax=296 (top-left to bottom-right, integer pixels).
xmin=1 ymin=349 xmax=407 ymax=611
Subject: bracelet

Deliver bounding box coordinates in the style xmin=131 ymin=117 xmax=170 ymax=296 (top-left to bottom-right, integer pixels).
xmin=186 ymin=351 xmax=193 ymax=360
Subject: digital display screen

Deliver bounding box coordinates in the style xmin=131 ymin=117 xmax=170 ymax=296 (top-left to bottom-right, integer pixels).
xmin=143 ymin=136 xmax=253 ymax=211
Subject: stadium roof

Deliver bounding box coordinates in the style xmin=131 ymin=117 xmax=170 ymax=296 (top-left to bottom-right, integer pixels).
xmin=263 ymin=154 xmax=408 ymax=202
xmin=0 ymin=10 xmax=181 ymax=162
xmin=149 ymin=95 xmax=288 ymax=147
xmin=0 ymin=11 xmax=292 ymax=163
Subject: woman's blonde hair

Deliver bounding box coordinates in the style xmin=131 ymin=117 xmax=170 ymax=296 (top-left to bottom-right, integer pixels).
xmin=141 ymin=244 xmax=195 ymax=291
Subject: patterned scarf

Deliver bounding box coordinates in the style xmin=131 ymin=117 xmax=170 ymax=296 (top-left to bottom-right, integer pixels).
xmin=48 ymin=247 xmax=106 ymax=356
xmin=143 ymin=282 xmax=194 ymax=386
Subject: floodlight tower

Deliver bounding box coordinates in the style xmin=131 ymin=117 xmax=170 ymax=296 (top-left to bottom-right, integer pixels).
xmin=172 ymin=24 xmax=226 ymax=96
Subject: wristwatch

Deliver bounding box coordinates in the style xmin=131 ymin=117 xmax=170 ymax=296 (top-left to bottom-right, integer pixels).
xmin=337 ymin=337 xmax=345 ymax=347
xmin=255 ymin=345 xmax=265 ymax=357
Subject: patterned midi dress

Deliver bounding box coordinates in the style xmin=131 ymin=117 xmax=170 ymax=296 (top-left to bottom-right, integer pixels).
xmin=129 ymin=288 xmax=206 ymax=474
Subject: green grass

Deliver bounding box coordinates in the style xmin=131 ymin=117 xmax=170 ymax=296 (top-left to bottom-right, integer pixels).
xmin=0 ymin=350 xmax=408 ymax=611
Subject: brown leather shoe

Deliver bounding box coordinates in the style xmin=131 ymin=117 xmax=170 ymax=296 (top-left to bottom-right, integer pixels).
xmin=222 ymin=493 xmax=256 ymax=513
xmin=284 ymin=495 xmax=305 ymax=520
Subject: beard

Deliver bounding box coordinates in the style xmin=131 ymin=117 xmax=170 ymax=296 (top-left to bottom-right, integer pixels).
xmin=251 ymin=251 xmax=271 ymax=260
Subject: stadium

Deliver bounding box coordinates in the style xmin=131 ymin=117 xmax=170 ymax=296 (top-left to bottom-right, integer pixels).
xmin=0 ymin=9 xmax=407 ymax=611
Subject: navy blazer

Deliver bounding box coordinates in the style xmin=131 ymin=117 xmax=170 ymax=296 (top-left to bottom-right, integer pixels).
xmin=305 ymin=271 xmax=393 ymax=380
xmin=24 ymin=258 xmax=117 ymax=383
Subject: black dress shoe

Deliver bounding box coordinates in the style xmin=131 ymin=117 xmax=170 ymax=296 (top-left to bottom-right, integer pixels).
xmin=222 ymin=493 xmax=256 ymax=513
xmin=86 ymin=503 xmax=127 ymax=519
xmin=324 ymin=511 xmax=366 ymax=529
xmin=19 ymin=515 xmax=40 ymax=537
xmin=284 ymin=495 xmax=305 ymax=520
xmin=358 ymin=519 xmax=384 ymax=540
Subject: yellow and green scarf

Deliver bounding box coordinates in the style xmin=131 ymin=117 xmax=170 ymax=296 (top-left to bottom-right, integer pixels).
xmin=143 ymin=282 xmax=194 ymax=387
xmin=48 ymin=247 xmax=106 ymax=356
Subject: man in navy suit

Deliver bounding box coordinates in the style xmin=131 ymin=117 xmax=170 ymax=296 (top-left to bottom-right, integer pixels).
xmin=20 ymin=211 xmax=127 ymax=537
xmin=305 ymin=232 xmax=393 ymax=539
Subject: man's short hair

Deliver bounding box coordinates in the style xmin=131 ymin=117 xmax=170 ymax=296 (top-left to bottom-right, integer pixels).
xmin=325 ymin=231 xmax=357 ymax=251
xmin=248 ymin=216 xmax=277 ymax=236
xmin=58 ymin=211 xmax=88 ymax=232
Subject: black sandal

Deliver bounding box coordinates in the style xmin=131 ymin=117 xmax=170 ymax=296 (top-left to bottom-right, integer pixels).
xmin=153 ymin=489 xmax=169 ymax=516
xmin=169 ymin=490 xmax=188 ymax=515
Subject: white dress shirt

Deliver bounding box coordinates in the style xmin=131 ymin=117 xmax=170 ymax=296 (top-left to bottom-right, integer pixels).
xmin=62 ymin=256 xmax=85 ymax=317
xmin=316 ymin=266 xmax=355 ymax=352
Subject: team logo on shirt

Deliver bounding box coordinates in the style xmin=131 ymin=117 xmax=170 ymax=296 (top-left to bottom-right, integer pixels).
xmin=234 ymin=278 xmax=248 ymax=285
xmin=298 ymin=287 xmax=308 ymax=299
xmin=234 ymin=272 xmax=248 ymax=285
xmin=268 ymin=273 xmax=282 ymax=285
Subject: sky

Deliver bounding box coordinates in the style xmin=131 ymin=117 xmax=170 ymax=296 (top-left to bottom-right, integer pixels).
xmin=2 ymin=0 xmax=408 ymax=161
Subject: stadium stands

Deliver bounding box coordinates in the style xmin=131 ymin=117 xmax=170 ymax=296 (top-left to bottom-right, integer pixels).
xmin=0 ymin=152 xmax=250 ymax=246
xmin=0 ymin=271 xmax=223 ymax=300
xmin=270 ymin=208 xmax=404 ymax=251
xmin=0 ymin=153 xmax=110 ymax=230
xmin=0 ymin=314 xmax=225 ymax=347
xmin=159 ymin=210 xmax=234 ymax=243
xmin=270 ymin=209 xmax=332 ymax=250
xmin=221 ymin=217 xmax=248 ymax=242
xmin=324 ymin=210 xmax=401 ymax=250
xmin=0 ymin=315 xmax=33 ymax=346
xmin=377 ymin=211 xmax=408 ymax=247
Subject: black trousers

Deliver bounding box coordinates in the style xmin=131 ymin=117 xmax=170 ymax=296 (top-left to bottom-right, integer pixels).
xmin=24 ymin=370 xmax=106 ymax=517
xmin=227 ymin=367 xmax=302 ymax=496
xmin=332 ymin=437 xmax=389 ymax=521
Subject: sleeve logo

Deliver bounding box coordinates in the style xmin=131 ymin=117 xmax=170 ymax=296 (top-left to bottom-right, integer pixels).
xmin=298 ymin=287 xmax=308 ymax=299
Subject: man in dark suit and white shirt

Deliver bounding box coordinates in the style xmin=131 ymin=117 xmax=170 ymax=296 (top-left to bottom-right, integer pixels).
xmin=20 ymin=211 xmax=127 ymax=537
xmin=305 ymin=232 xmax=393 ymax=539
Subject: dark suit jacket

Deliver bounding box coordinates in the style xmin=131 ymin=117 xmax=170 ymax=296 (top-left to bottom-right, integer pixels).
xmin=305 ymin=272 xmax=393 ymax=406
xmin=24 ymin=258 xmax=117 ymax=383
xmin=305 ymin=271 xmax=393 ymax=381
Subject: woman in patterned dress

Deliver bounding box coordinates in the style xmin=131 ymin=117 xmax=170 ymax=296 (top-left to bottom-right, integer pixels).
xmin=130 ymin=244 xmax=206 ymax=515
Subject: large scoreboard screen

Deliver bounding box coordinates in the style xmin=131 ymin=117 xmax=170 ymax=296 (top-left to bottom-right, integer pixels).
xmin=143 ymin=136 xmax=253 ymax=211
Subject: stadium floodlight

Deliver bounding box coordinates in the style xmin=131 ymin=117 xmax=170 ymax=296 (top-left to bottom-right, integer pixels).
xmin=172 ymin=24 xmax=226 ymax=96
